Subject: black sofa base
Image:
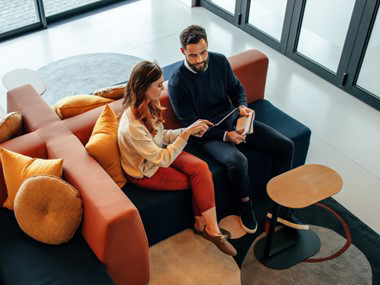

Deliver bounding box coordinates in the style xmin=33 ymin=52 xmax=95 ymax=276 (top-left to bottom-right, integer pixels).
xmin=122 ymin=99 xmax=311 ymax=247
xmin=0 ymin=209 xmax=113 ymax=285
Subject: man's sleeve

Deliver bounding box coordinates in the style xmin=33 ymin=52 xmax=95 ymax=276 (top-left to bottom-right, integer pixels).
xmin=225 ymin=56 xmax=247 ymax=108
xmin=168 ymin=84 xmax=225 ymax=141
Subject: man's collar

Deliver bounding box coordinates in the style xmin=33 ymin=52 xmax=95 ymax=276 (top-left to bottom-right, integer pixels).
xmin=184 ymin=58 xmax=208 ymax=74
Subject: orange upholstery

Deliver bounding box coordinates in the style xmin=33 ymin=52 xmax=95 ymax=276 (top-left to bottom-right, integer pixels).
xmin=7 ymin=84 xmax=60 ymax=133
xmin=229 ymin=49 xmax=268 ymax=103
xmin=161 ymin=82 xmax=182 ymax=130
xmin=64 ymin=100 xmax=123 ymax=145
xmin=6 ymin=88 xmax=149 ymax=285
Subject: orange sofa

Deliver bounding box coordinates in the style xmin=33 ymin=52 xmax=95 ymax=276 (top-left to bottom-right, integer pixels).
xmin=3 ymin=87 xmax=149 ymax=284
xmin=2 ymin=49 xmax=311 ymax=285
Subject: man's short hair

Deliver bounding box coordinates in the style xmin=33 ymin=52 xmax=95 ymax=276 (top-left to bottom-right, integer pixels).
xmin=180 ymin=25 xmax=208 ymax=49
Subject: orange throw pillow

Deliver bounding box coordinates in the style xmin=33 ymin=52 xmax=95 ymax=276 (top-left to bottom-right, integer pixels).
xmin=0 ymin=148 xmax=63 ymax=210
xmin=85 ymin=105 xmax=126 ymax=187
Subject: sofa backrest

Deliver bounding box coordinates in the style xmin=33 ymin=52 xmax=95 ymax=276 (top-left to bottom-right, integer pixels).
xmin=0 ymin=132 xmax=47 ymax=205
xmin=160 ymin=49 xmax=269 ymax=130
xmin=63 ymin=49 xmax=269 ymax=140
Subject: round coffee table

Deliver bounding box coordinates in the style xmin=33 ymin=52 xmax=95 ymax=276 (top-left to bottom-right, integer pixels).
xmin=254 ymin=164 xmax=343 ymax=269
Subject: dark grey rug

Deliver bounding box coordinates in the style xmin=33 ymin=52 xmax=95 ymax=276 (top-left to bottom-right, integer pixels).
xmin=241 ymin=226 xmax=372 ymax=285
xmin=37 ymin=53 xmax=142 ymax=106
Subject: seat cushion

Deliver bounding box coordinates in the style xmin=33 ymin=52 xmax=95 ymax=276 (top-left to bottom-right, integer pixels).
xmin=14 ymin=175 xmax=83 ymax=245
xmin=0 ymin=208 xmax=113 ymax=285
xmin=123 ymin=182 xmax=194 ymax=246
xmin=250 ymin=99 xmax=311 ymax=167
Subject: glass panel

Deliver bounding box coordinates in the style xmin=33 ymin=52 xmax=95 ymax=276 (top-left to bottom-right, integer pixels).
xmin=209 ymin=0 xmax=236 ymax=15
xmin=296 ymin=0 xmax=356 ymax=73
xmin=356 ymin=8 xmax=380 ymax=98
xmin=248 ymin=0 xmax=287 ymax=41
xmin=0 ymin=0 xmax=39 ymax=34
xmin=44 ymin=0 xmax=101 ymax=17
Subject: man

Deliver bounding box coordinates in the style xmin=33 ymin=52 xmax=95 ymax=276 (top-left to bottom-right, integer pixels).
xmin=168 ymin=25 xmax=308 ymax=233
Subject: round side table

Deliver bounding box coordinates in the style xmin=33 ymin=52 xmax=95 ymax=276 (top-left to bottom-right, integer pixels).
xmin=254 ymin=164 xmax=343 ymax=269
xmin=2 ymin=68 xmax=46 ymax=95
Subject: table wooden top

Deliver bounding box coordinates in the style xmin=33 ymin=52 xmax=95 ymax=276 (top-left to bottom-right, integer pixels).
xmin=2 ymin=68 xmax=46 ymax=95
xmin=267 ymin=164 xmax=343 ymax=209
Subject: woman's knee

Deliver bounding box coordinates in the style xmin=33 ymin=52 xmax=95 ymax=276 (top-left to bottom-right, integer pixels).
xmin=193 ymin=159 xmax=211 ymax=176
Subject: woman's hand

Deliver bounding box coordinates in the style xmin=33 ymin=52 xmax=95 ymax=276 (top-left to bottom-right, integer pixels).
xmin=187 ymin=119 xmax=214 ymax=137
xmin=180 ymin=119 xmax=214 ymax=141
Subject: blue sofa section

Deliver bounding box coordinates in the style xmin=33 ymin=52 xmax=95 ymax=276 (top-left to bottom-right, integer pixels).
xmin=0 ymin=208 xmax=113 ymax=285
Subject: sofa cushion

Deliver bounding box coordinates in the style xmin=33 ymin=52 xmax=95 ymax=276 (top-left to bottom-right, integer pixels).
xmin=0 ymin=208 xmax=114 ymax=285
xmin=122 ymin=141 xmax=272 ymax=246
xmin=0 ymin=148 xmax=63 ymax=210
xmin=53 ymin=95 xmax=114 ymax=119
xmin=250 ymin=99 xmax=311 ymax=167
xmin=0 ymin=112 xmax=22 ymax=144
xmin=92 ymin=84 xmax=126 ymax=100
xmin=14 ymin=175 xmax=83 ymax=245
xmin=85 ymin=105 xmax=127 ymax=188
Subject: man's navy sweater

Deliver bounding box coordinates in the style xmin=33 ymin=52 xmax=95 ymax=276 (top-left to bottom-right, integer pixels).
xmin=168 ymin=52 xmax=247 ymax=141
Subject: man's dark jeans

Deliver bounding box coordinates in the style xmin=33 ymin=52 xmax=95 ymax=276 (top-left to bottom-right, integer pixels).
xmin=192 ymin=120 xmax=295 ymax=201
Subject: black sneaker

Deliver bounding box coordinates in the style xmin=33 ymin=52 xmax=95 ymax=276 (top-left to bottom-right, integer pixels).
xmin=267 ymin=212 xmax=309 ymax=230
xmin=240 ymin=200 xmax=258 ymax=233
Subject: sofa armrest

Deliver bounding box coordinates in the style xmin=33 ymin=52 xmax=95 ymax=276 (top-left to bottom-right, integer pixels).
xmin=7 ymin=85 xmax=61 ymax=133
xmin=36 ymin=122 xmax=149 ymax=285
xmin=228 ymin=49 xmax=269 ymax=104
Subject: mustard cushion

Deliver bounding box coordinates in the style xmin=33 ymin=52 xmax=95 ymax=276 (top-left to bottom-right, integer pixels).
xmin=0 ymin=112 xmax=22 ymax=143
xmin=53 ymin=94 xmax=114 ymax=119
xmin=0 ymin=148 xmax=63 ymax=210
xmin=85 ymin=105 xmax=126 ymax=188
xmin=92 ymin=83 xmax=126 ymax=100
xmin=14 ymin=175 xmax=83 ymax=245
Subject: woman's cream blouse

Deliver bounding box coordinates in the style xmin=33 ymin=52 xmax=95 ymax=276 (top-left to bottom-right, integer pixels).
xmin=118 ymin=107 xmax=187 ymax=178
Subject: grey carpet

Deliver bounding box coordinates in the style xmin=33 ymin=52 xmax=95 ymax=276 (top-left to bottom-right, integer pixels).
xmin=241 ymin=225 xmax=372 ymax=285
xmin=37 ymin=53 xmax=142 ymax=106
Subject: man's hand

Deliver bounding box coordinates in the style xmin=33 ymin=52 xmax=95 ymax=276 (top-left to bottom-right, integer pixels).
xmin=239 ymin=105 xmax=253 ymax=117
xmin=226 ymin=129 xmax=246 ymax=144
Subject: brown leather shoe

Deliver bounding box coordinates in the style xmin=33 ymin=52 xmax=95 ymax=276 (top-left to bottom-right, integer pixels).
xmin=193 ymin=226 xmax=232 ymax=239
xmin=201 ymin=229 xmax=237 ymax=256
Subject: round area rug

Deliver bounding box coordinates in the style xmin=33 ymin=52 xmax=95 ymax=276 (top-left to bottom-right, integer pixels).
xmin=37 ymin=53 xmax=142 ymax=106
xmin=241 ymin=225 xmax=372 ymax=285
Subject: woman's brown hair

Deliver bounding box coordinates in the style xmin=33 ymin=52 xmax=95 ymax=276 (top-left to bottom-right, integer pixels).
xmin=118 ymin=60 xmax=165 ymax=136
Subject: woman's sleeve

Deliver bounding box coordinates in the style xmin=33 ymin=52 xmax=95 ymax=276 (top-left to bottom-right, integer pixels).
xmin=127 ymin=125 xmax=187 ymax=168
xmin=162 ymin=128 xmax=185 ymax=145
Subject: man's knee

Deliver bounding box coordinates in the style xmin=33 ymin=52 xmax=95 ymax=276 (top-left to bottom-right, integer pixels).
xmin=226 ymin=152 xmax=248 ymax=172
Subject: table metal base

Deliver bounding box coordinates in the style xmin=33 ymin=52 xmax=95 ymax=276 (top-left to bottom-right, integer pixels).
xmin=254 ymin=227 xmax=321 ymax=269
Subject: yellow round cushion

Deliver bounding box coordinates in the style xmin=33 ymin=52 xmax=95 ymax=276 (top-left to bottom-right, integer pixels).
xmin=14 ymin=175 xmax=83 ymax=245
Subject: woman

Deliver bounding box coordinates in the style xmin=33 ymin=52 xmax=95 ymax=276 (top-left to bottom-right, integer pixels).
xmin=117 ymin=61 xmax=236 ymax=256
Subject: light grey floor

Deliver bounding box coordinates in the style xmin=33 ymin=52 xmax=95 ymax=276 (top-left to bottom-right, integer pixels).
xmin=0 ymin=0 xmax=379 ymax=234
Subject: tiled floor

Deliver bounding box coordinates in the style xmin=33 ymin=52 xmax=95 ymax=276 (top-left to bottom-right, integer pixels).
xmin=0 ymin=0 xmax=379 ymax=234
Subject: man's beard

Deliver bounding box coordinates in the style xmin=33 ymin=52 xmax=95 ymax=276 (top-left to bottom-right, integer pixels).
xmin=187 ymin=56 xmax=209 ymax=73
